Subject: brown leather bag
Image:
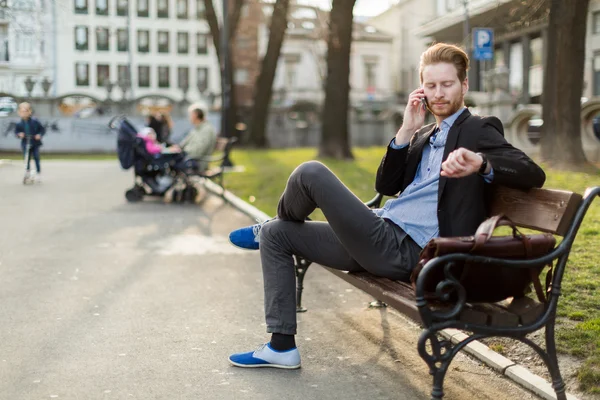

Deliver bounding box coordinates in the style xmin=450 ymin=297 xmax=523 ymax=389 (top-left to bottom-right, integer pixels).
xmin=411 ymin=215 xmax=556 ymax=303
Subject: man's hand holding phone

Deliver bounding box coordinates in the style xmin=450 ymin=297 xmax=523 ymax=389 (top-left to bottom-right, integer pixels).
xmin=395 ymin=88 xmax=428 ymax=146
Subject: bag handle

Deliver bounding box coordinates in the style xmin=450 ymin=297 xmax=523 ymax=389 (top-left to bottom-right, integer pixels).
xmin=472 ymin=214 xmax=522 ymax=250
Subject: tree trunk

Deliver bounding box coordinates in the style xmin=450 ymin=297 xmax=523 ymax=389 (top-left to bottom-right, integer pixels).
xmin=203 ymin=0 xmax=244 ymax=137
xmin=540 ymin=0 xmax=590 ymax=169
xmin=247 ymin=0 xmax=291 ymax=147
xmin=318 ymin=0 xmax=356 ymax=160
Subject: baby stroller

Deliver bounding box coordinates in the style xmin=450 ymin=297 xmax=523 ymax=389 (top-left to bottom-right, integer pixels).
xmin=110 ymin=115 xmax=202 ymax=203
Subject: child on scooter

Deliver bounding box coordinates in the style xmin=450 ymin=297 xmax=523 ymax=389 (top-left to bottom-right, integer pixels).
xmin=15 ymin=102 xmax=45 ymax=182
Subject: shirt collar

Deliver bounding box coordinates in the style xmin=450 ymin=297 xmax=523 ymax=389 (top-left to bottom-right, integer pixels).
xmin=437 ymin=107 xmax=467 ymax=131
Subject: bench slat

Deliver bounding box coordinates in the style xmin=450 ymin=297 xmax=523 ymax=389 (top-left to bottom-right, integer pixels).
xmin=490 ymin=186 xmax=582 ymax=236
xmin=497 ymin=297 xmax=545 ymax=325
xmin=326 ymin=268 xmax=422 ymax=322
xmin=469 ymin=303 xmax=519 ymax=327
xmin=324 ymin=267 xmax=543 ymax=328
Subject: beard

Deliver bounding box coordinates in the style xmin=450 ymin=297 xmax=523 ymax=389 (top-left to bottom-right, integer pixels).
xmin=428 ymin=94 xmax=464 ymax=118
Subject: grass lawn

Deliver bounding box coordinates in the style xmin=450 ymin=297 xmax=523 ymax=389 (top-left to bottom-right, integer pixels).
xmin=226 ymin=146 xmax=600 ymax=393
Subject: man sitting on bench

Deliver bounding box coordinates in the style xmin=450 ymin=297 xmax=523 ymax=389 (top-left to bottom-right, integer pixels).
xmin=227 ymin=43 xmax=546 ymax=370
xmin=171 ymin=106 xmax=216 ymax=171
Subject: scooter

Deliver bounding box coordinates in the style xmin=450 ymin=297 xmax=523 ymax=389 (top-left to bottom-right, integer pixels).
xmin=22 ymin=136 xmax=34 ymax=185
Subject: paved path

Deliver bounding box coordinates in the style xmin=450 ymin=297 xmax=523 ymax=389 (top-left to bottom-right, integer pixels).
xmin=0 ymin=161 xmax=537 ymax=400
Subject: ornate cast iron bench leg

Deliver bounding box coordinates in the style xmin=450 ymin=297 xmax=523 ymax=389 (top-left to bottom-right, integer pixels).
xmin=295 ymin=255 xmax=312 ymax=313
xmin=546 ymin=320 xmax=567 ymax=400
xmin=418 ymin=328 xmax=464 ymax=400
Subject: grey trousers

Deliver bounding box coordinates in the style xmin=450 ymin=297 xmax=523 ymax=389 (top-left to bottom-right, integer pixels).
xmin=260 ymin=161 xmax=422 ymax=335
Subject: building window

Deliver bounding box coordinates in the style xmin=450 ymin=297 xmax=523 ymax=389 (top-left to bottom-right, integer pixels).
xmin=283 ymin=54 xmax=300 ymax=89
xmin=158 ymin=31 xmax=169 ymax=53
xmin=365 ymin=62 xmax=377 ymax=90
xmin=197 ymin=33 xmax=208 ymax=54
xmin=117 ymin=0 xmax=128 ymax=16
xmin=76 ymin=62 xmax=89 ymax=86
xmin=509 ymin=41 xmax=524 ymax=96
xmin=138 ymin=65 xmax=150 ymax=87
xmin=197 ymin=67 xmax=208 ymax=92
xmin=177 ymin=0 xmax=187 ymax=18
xmin=138 ymin=30 xmax=149 ymax=52
xmin=97 ymin=64 xmax=110 ymax=87
xmin=75 ymin=26 xmax=89 ymax=51
xmin=15 ymin=33 xmax=34 ymax=55
xmin=196 ymin=0 xmax=205 ymax=18
xmin=96 ymin=0 xmax=108 ymax=15
xmin=157 ymin=0 xmax=168 ymax=18
xmin=177 ymin=32 xmax=188 ymax=54
xmin=96 ymin=27 xmax=109 ymax=51
xmin=74 ymin=0 xmax=88 ymax=14
xmin=137 ymin=0 xmax=148 ymax=17
xmin=178 ymin=66 xmax=189 ymax=89
xmin=117 ymin=28 xmax=128 ymax=51
xmin=593 ymin=12 xmax=600 ymax=34
xmin=494 ymin=47 xmax=505 ymax=67
xmin=118 ymin=64 xmax=130 ymax=86
xmin=234 ymin=69 xmax=248 ymax=84
xmin=158 ymin=66 xmax=170 ymax=88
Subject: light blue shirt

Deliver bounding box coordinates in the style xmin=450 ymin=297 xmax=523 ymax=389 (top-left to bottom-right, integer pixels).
xmin=373 ymin=108 xmax=493 ymax=247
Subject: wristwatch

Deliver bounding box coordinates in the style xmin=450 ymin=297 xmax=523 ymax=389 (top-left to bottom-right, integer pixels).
xmin=476 ymin=152 xmax=488 ymax=174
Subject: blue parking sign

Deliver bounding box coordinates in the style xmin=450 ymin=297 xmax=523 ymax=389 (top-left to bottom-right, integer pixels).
xmin=473 ymin=28 xmax=494 ymax=61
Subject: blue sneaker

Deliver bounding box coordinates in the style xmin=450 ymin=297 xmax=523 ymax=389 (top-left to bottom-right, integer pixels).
xmin=228 ymin=220 xmax=269 ymax=250
xmin=229 ymin=343 xmax=301 ymax=369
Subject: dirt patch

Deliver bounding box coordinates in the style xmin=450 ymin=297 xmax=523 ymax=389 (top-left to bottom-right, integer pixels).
xmin=482 ymin=330 xmax=597 ymax=400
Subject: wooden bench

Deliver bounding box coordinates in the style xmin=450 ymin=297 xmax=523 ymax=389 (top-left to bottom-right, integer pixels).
xmin=194 ymin=136 xmax=237 ymax=195
xmin=293 ymin=185 xmax=600 ymax=400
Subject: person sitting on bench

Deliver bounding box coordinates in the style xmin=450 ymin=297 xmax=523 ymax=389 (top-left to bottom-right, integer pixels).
xmin=227 ymin=42 xmax=546 ymax=370
xmin=171 ymin=106 xmax=216 ymax=171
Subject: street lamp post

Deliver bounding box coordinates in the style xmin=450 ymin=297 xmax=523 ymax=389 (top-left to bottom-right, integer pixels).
xmin=118 ymin=78 xmax=129 ymax=101
xmin=180 ymin=76 xmax=189 ymax=103
xmin=24 ymin=76 xmax=35 ymax=98
xmin=41 ymin=77 xmax=52 ymax=97
xmin=105 ymin=80 xmax=115 ymax=101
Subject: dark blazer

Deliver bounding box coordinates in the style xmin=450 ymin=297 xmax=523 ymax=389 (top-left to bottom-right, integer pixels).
xmin=15 ymin=117 xmax=46 ymax=147
xmin=375 ymin=109 xmax=546 ymax=238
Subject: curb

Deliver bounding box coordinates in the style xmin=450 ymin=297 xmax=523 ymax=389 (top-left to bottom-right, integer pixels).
xmin=0 ymin=159 xmax=12 ymax=166
xmin=204 ymin=181 xmax=579 ymax=400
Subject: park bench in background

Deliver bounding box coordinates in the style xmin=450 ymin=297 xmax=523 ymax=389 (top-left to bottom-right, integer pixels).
xmin=195 ymin=136 xmax=237 ymax=195
xmin=294 ymin=185 xmax=600 ymax=400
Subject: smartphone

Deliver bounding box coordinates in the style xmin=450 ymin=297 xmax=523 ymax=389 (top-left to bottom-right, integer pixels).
xmin=421 ymin=96 xmax=428 ymax=112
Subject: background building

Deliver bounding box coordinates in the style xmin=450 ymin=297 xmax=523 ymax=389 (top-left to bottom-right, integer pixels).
xmin=52 ymin=0 xmax=220 ymax=102
xmin=260 ymin=2 xmax=394 ymax=107
xmin=366 ymin=0 xmax=436 ymax=98
xmin=414 ymin=0 xmax=600 ymax=104
xmin=0 ymin=0 xmax=51 ymax=97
